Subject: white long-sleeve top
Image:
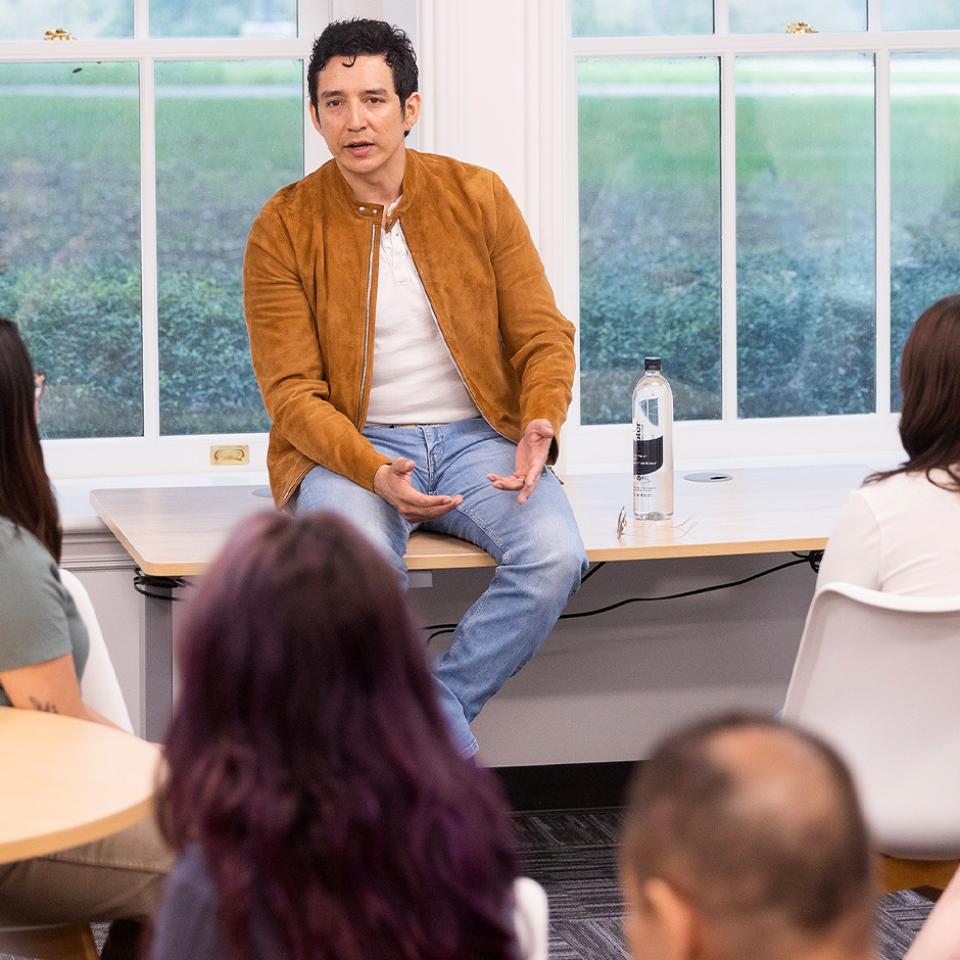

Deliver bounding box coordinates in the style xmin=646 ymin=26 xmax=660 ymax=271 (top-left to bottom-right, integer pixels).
xmin=816 ymin=469 xmax=960 ymax=596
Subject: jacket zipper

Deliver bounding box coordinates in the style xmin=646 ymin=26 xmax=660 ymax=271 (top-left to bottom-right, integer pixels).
xmin=281 ymin=464 xmax=313 ymax=506
xmin=281 ymin=221 xmax=380 ymax=505
xmin=355 ymin=220 xmax=378 ymax=426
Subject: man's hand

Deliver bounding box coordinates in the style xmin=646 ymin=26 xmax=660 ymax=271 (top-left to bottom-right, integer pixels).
xmin=374 ymin=458 xmax=463 ymax=522
xmin=487 ymin=418 xmax=554 ymax=504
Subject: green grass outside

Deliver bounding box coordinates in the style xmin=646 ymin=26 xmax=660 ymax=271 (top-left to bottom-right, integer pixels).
xmin=0 ymin=74 xmax=958 ymax=433
xmin=0 ymin=87 xmax=301 ymax=436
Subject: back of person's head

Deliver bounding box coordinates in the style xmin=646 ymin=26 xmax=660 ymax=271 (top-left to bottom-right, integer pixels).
xmin=307 ymin=18 xmax=418 ymax=114
xmin=0 ymin=316 xmax=61 ymax=561
xmin=159 ymin=511 xmax=519 ymax=960
xmin=898 ymin=293 xmax=960 ymax=484
xmin=620 ymin=713 xmax=873 ymax=960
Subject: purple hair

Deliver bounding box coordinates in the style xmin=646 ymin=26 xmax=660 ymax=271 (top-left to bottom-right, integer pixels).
xmin=159 ymin=511 xmax=520 ymax=960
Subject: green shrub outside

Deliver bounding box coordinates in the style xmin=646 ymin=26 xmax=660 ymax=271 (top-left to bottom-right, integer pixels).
xmin=0 ymin=262 xmax=143 ymax=438
xmin=3 ymin=68 xmax=958 ymax=438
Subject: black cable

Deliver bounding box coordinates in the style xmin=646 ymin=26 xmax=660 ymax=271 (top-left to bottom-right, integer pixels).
xmin=556 ymin=556 xmax=808 ymax=622
xmin=132 ymin=568 xmax=191 ymax=601
xmin=424 ymin=552 xmax=821 ymax=642
xmin=794 ymin=549 xmax=823 ymax=573
xmin=579 ymin=560 xmax=607 ymax=586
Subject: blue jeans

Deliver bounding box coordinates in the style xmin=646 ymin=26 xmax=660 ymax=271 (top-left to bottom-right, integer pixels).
xmin=294 ymin=417 xmax=588 ymax=757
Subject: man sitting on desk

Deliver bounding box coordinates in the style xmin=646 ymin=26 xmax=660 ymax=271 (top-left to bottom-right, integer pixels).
xmin=243 ymin=18 xmax=588 ymax=757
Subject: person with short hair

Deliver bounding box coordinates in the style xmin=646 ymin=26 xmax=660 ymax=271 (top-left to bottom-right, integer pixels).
xmin=816 ymin=294 xmax=960 ymax=595
xmin=150 ymin=511 xmax=546 ymax=960
xmin=243 ymin=18 xmax=588 ymax=758
xmin=620 ymin=714 xmax=874 ymax=960
xmin=0 ymin=317 xmax=171 ymax=960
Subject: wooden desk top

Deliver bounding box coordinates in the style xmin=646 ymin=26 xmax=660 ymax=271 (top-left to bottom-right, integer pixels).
xmin=91 ymin=464 xmax=867 ymax=576
xmin=0 ymin=708 xmax=161 ymax=863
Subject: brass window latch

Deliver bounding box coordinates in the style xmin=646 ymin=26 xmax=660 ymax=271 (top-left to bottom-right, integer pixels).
xmin=786 ymin=21 xmax=817 ymax=34
xmin=43 ymin=27 xmax=76 ymax=40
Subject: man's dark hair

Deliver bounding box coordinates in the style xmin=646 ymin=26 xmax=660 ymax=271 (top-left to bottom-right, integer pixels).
xmin=307 ymin=18 xmax=418 ymax=115
xmin=622 ymin=713 xmax=873 ymax=957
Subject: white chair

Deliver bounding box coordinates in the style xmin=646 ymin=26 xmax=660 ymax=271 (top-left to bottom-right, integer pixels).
xmin=783 ymin=582 xmax=960 ymax=892
xmin=59 ymin=568 xmax=134 ymax=733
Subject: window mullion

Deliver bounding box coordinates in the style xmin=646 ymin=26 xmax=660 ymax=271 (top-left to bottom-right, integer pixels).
xmin=875 ymin=48 xmax=892 ymax=415
xmin=298 ymin=0 xmax=331 ymax=56
xmin=139 ymin=56 xmax=161 ymax=440
xmin=714 ymin=0 xmax=730 ymax=35
xmin=562 ymin=0 xmax=583 ymax=453
xmin=299 ymin=0 xmax=333 ymax=176
xmin=868 ymin=0 xmax=884 ymax=33
xmin=720 ymin=52 xmax=738 ymax=423
xmin=133 ymin=0 xmax=149 ymax=39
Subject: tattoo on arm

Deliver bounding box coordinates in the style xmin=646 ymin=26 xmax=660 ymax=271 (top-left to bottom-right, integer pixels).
xmin=29 ymin=696 xmax=59 ymax=714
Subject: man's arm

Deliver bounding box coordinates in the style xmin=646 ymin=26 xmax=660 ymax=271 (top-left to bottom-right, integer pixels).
xmin=245 ymin=202 xmax=461 ymax=519
xmin=488 ymin=173 xmax=576 ymax=454
xmin=243 ymin=203 xmax=389 ymax=491
xmin=485 ymin=174 xmax=576 ymax=501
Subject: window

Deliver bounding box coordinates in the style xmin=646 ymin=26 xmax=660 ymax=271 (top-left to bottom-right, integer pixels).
xmin=570 ymin=0 xmax=960 ymax=465
xmin=890 ymin=53 xmax=960 ymax=408
xmin=0 ymin=60 xmax=143 ymax=439
xmin=578 ymin=57 xmax=721 ymax=425
xmin=154 ymin=60 xmax=302 ymax=435
xmin=1 ymin=1 xmax=416 ymax=476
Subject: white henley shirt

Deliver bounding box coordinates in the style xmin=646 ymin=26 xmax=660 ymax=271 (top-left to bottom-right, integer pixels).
xmin=364 ymin=202 xmax=480 ymax=426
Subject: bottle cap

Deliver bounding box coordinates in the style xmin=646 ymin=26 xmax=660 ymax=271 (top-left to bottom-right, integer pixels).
xmin=644 ymin=357 xmax=662 ymax=371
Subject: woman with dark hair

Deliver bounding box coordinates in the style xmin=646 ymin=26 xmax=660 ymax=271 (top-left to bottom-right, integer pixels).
xmin=817 ymin=294 xmax=960 ymax=594
xmin=0 ymin=317 xmax=170 ymax=958
xmin=151 ymin=510 xmax=546 ymax=960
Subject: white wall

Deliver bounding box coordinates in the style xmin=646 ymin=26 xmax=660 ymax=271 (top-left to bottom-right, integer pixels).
xmin=415 ymin=553 xmax=814 ymax=765
xmin=65 ymin=541 xmax=815 ymax=765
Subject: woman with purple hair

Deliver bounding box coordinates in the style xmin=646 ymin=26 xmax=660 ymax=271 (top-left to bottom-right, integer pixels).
xmin=151 ymin=510 xmax=546 ymax=960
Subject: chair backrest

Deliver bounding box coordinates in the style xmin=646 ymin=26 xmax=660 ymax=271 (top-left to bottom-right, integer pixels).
xmin=59 ymin=568 xmax=134 ymax=733
xmin=783 ymin=582 xmax=960 ymax=860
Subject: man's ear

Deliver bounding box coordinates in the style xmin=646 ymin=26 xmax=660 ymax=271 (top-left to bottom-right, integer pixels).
xmin=642 ymin=877 xmax=702 ymax=960
xmin=402 ymin=90 xmax=421 ymax=133
xmin=309 ymin=102 xmax=322 ymax=135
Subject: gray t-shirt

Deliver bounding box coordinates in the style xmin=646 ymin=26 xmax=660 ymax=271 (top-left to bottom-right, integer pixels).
xmin=0 ymin=517 xmax=89 ymax=707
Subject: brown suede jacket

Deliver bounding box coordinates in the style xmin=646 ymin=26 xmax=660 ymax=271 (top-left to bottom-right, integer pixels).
xmin=243 ymin=149 xmax=576 ymax=506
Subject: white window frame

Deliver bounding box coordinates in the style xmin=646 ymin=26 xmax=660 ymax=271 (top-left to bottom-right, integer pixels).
xmin=2 ymin=0 xmax=341 ymax=477
xmin=8 ymin=0 xmax=957 ymax=477
xmin=556 ymin=0 xmax=960 ymax=471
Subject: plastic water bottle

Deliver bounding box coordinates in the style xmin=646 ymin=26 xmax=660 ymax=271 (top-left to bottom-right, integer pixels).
xmin=632 ymin=357 xmax=674 ymax=520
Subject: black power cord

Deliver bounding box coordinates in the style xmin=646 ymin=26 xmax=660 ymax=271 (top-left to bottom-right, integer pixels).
xmin=423 ymin=550 xmax=824 ymax=643
xmin=133 ymin=568 xmax=191 ymax=601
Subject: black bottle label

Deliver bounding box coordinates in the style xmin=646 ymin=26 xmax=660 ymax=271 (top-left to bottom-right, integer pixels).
xmin=634 ymin=435 xmax=663 ymax=475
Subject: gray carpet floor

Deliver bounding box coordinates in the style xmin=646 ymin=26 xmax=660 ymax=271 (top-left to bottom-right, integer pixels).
xmin=514 ymin=807 xmax=937 ymax=960
xmin=2 ymin=806 xmax=937 ymax=959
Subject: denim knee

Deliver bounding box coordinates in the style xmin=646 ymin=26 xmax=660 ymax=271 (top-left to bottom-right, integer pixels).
xmin=510 ymin=536 xmax=587 ymax=603
xmin=546 ymin=544 xmax=590 ymax=599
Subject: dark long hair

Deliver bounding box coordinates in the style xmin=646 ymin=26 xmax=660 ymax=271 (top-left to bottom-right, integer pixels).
xmin=159 ymin=511 xmax=520 ymax=960
xmin=868 ymin=294 xmax=960 ymax=490
xmin=0 ymin=317 xmax=61 ymax=561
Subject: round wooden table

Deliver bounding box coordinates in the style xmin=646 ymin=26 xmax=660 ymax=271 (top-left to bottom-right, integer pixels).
xmin=0 ymin=707 xmax=161 ymax=864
